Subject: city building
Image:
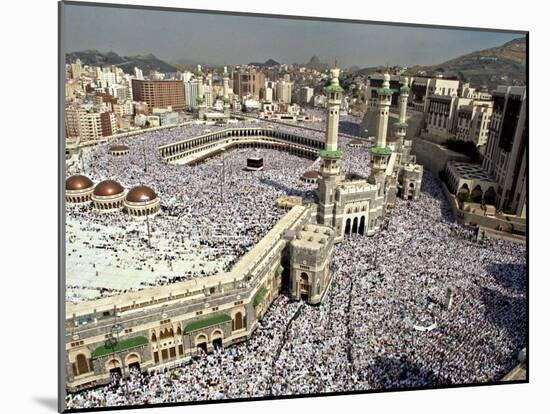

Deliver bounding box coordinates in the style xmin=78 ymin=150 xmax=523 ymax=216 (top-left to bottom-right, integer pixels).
xmin=159 ymin=111 xmax=179 ymax=126
xmin=232 ymin=67 xmax=265 ymax=100
xmin=131 ymin=79 xmax=185 ymax=112
xmin=184 ymin=79 xmax=200 ymax=109
xmin=455 ymin=100 xmax=494 ymax=148
xmin=134 ymin=67 xmax=144 ymax=80
xmin=65 ymin=109 xmax=116 ymax=141
xmin=300 ymin=86 xmax=314 ymax=105
xmin=70 ymin=59 xmax=83 ymax=80
xmin=367 ymin=73 xmax=402 ymax=107
xmin=409 ymin=77 xmax=460 ymax=111
xmin=276 ymin=80 xmax=293 ymax=103
xmin=134 ymin=101 xmax=149 ymax=115
xmin=482 ymin=86 xmax=527 ymax=216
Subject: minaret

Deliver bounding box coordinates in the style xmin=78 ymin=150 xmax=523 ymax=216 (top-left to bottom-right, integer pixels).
xmin=222 ymin=66 xmax=230 ymax=116
xmin=369 ymin=71 xmax=393 ymax=195
xmin=394 ymin=76 xmax=410 ymax=150
xmin=196 ymin=65 xmax=206 ymax=119
xmin=317 ymin=64 xmax=344 ymax=226
xmin=324 ymin=65 xmax=342 ymax=152
xmin=375 ymin=72 xmax=392 ymax=148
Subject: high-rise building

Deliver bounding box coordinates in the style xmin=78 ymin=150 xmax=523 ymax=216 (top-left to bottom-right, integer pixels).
xmin=65 ymin=108 xmax=84 ymax=139
xmin=70 ymin=59 xmax=82 ymax=80
xmin=113 ymin=100 xmax=134 ymax=117
xmin=455 ymin=100 xmax=494 ymax=148
xmin=65 ymin=109 xmax=116 ymax=141
xmin=96 ymin=68 xmax=117 ymax=88
xmin=203 ymin=89 xmax=213 ymax=107
xmin=134 ymin=67 xmax=144 ymax=80
xmin=184 ymin=79 xmax=200 ymax=108
xmin=107 ymin=84 xmax=131 ymax=101
xmin=482 ymin=86 xmax=527 ymax=216
xmin=276 ymin=80 xmax=292 ymax=103
xmin=408 ymin=77 xmax=460 ymax=111
xmin=233 ymin=67 xmax=265 ymax=100
xmin=134 ymin=101 xmax=149 ymax=115
xmin=300 ymin=86 xmax=314 ymax=105
xmin=131 ymin=79 xmax=185 ymax=112
xmin=263 ymin=87 xmax=274 ymax=102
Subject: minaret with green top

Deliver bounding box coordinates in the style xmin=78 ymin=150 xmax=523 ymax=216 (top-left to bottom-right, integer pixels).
xmin=394 ymin=76 xmax=410 ymax=149
xmin=369 ymin=71 xmax=393 ymax=193
xmin=317 ymin=64 xmax=344 ymax=226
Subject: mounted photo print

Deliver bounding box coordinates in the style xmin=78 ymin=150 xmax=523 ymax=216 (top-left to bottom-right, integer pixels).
xmin=58 ymin=1 xmax=528 ymax=411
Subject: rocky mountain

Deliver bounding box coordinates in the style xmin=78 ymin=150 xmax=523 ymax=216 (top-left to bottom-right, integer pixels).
xmin=248 ymin=58 xmax=280 ymax=67
xmin=345 ymin=37 xmax=526 ymax=89
xmin=407 ymin=37 xmax=527 ymax=88
xmin=66 ymin=50 xmax=178 ymax=74
xmin=305 ymin=55 xmax=328 ymax=71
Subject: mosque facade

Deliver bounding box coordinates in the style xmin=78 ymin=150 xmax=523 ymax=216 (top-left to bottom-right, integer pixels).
xmin=316 ymin=68 xmax=423 ymax=241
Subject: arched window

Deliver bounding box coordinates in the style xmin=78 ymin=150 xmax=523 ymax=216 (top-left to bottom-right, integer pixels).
xmin=76 ymin=354 xmax=89 ymax=375
xmin=233 ymin=312 xmax=243 ymax=331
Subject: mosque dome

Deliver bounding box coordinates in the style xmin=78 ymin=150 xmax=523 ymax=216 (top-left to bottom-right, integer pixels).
xmin=93 ymin=180 xmax=125 ymax=197
xmin=66 ymin=175 xmax=94 ymax=191
xmin=126 ymin=185 xmax=158 ymax=203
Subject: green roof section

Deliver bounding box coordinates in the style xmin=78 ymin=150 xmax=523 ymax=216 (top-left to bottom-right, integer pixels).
xmin=369 ymin=146 xmax=392 ymax=155
xmin=253 ymin=287 xmax=268 ymax=307
xmin=377 ymin=87 xmax=393 ymax=96
xmin=184 ymin=314 xmax=231 ymax=334
xmin=326 ymin=84 xmax=344 ymax=93
xmin=400 ymin=85 xmax=410 ymax=93
xmin=319 ymin=149 xmax=343 ymax=159
xmin=394 ymin=121 xmax=408 ymax=128
xmin=92 ymin=336 xmax=148 ymax=359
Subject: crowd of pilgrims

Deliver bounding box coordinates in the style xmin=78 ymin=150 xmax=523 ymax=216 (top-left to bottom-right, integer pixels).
xmin=251 ymin=108 xmax=364 ymax=138
xmin=66 ymin=120 xmax=369 ymax=302
xmin=299 ymin=109 xmax=364 ymax=137
xmin=65 ymin=170 xmax=526 ymax=409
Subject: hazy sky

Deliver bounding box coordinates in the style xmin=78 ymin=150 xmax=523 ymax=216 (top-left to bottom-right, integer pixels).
xmin=64 ymin=4 xmax=524 ymax=68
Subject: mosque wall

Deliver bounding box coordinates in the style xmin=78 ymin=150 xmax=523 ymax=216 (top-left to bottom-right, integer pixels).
xmin=412 ymin=137 xmax=469 ymax=173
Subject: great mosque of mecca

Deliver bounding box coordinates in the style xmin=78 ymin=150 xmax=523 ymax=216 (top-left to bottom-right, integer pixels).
xmin=64 ymin=67 xmax=423 ymax=391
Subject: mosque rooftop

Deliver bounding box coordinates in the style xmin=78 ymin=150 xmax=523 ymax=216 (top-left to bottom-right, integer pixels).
xmin=326 ymin=84 xmax=344 ymax=93
xmin=377 ymin=87 xmax=394 ymax=96
xmin=369 ymin=146 xmax=392 ymax=155
xmin=320 ymin=149 xmax=343 ymax=158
